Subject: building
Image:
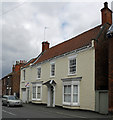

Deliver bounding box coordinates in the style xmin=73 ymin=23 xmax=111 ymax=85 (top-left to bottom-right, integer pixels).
xmin=20 ymin=2 xmax=112 ymax=114
xmin=2 ymin=73 xmax=13 ymax=95
xmin=107 ymin=24 xmax=113 ymax=113
xmin=2 ymin=60 xmax=26 ymax=97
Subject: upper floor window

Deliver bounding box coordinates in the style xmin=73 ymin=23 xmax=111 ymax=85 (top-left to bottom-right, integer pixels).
xmin=37 ymin=67 xmax=41 ymax=79
xmin=23 ymin=70 xmax=25 ymax=80
xmin=50 ymin=62 xmax=55 ymax=77
xmin=68 ymin=56 xmax=76 ymax=75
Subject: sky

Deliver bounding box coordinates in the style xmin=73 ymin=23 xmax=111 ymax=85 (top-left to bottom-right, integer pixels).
xmin=1 ymin=0 xmax=113 ymax=78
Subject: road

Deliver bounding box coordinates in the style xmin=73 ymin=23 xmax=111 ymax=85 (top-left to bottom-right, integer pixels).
xmin=2 ymin=103 xmax=113 ymax=119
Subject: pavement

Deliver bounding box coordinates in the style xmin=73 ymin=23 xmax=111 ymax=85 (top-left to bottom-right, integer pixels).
xmin=2 ymin=103 xmax=113 ymax=119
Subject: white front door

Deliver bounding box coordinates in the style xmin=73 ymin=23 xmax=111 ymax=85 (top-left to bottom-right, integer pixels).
xmin=47 ymin=85 xmax=55 ymax=107
xmin=22 ymin=88 xmax=27 ymax=103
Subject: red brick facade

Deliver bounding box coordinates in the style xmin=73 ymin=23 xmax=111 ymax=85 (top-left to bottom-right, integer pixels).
xmin=95 ymin=24 xmax=110 ymax=90
xmin=2 ymin=60 xmax=26 ymax=97
xmin=2 ymin=73 xmax=13 ymax=95
xmin=108 ymin=37 xmax=113 ymax=112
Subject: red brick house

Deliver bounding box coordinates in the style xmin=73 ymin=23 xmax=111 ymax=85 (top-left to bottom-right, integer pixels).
xmin=107 ymin=24 xmax=113 ymax=113
xmin=2 ymin=60 xmax=26 ymax=97
xmin=2 ymin=73 xmax=13 ymax=95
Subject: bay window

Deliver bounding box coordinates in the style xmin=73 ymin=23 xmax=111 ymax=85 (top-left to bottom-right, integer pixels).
xmin=63 ymin=80 xmax=80 ymax=106
xmin=32 ymin=83 xmax=42 ymax=101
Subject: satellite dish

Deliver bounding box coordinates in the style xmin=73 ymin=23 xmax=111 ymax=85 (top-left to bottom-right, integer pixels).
xmin=107 ymin=24 xmax=113 ymax=38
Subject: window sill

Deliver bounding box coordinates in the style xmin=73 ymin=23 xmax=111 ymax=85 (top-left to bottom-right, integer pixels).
xmin=50 ymin=76 xmax=55 ymax=78
xmin=68 ymin=73 xmax=77 ymax=76
xmin=36 ymin=78 xmax=41 ymax=80
xmin=63 ymin=103 xmax=80 ymax=107
xmin=32 ymin=99 xmax=42 ymax=101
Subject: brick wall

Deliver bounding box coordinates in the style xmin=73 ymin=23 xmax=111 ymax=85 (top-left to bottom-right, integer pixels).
xmin=11 ymin=61 xmax=26 ymax=97
xmin=95 ymin=24 xmax=110 ymax=90
xmin=108 ymin=36 xmax=113 ymax=112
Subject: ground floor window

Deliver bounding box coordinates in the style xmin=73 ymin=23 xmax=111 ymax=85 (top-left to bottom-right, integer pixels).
xmin=32 ymin=83 xmax=42 ymax=101
xmin=63 ymin=81 xmax=80 ymax=106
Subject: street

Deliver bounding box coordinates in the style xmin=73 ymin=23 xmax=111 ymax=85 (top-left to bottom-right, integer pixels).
xmin=2 ymin=103 xmax=113 ymax=119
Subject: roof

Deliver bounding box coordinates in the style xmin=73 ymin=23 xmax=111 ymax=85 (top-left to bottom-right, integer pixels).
xmin=2 ymin=72 xmax=12 ymax=79
xmin=33 ymin=25 xmax=101 ymax=65
xmin=23 ymin=58 xmax=37 ymax=68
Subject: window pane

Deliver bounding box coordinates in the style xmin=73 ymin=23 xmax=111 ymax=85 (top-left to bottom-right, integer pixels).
xmin=64 ymin=85 xmax=71 ymax=93
xmin=37 ymin=68 xmax=41 ymax=78
xmin=69 ymin=58 xmax=76 ymax=74
xmin=37 ymin=93 xmax=40 ymax=99
xmin=64 ymin=86 xmax=68 ymax=93
xmin=37 ymin=86 xmax=41 ymax=93
xmin=68 ymin=85 xmax=71 ymax=93
xmin=51 ymin=64 xmax=55 ymax=76
xmin=64 ymin=94 xmax=68 ymax=102
xmin=73 ymin=85 xmax=78 ymax=94
xmin=33 ymin=86 xmax=36 ymax=99
xmin=73 ymin=94 xmax=78 ymax=102
xmin=68 ymin=94 xmax=71 ymax=102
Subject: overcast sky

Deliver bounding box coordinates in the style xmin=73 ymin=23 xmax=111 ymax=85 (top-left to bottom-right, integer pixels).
xmin=1 ymin=0 xmax=113 ymax=78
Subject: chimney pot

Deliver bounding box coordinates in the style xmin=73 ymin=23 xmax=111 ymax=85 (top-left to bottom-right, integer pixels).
xmin=104 ymin=2 xmax=108 ymax=8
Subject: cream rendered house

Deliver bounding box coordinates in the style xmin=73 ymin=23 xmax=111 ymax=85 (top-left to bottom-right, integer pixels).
xmin=20 ymin=2 xmax=112 ymax=113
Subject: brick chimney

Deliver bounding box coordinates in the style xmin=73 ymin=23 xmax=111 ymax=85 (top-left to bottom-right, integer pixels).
xmin=42 ymin=41 xmax=50 ymax=52
xmin=101 ymin=2 xmax=112 ymax=25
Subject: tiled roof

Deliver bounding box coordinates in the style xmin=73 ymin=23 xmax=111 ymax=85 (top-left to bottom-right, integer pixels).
xmin=23 ymin=58 xmax=37 ymax=68
xmin=33 ymin=25 xmax=101 ymax=65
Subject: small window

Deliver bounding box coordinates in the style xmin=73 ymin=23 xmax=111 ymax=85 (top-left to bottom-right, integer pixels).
xmin=23 ymin=70 xmax=25 ymax=80
xmin=37 ymin=67 xmax=41 ymax=79
xmin=51 ymin=63 xmax=55 ymax=77
xmin=69 ymin=57 xmax=76 ymax=75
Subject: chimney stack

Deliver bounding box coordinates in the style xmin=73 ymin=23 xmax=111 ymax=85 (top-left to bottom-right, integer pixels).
xmin=101 ymin=2 xmax=112 ymax=25
xmin=42 ymin=41 xmax=50 ymax=52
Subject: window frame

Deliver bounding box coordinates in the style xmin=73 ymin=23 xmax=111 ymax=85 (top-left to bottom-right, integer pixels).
xmin=32 ymin=83 xmax=42 ymax=101
xmin=68 ymin=55 xmax=77 ymax=75
xmin=63 ymin=81 xmax=80 ymax=106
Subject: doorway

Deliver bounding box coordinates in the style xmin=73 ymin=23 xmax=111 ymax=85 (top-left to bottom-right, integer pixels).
xmin=48 ymin=85 xmax=55 ymax=107
xmin=22 ymin=88 xmax=27 ymax=103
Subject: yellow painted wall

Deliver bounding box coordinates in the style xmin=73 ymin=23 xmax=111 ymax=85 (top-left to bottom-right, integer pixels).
xmin=20 ymin=47 xmax=95 ymax=111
